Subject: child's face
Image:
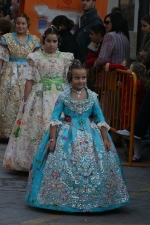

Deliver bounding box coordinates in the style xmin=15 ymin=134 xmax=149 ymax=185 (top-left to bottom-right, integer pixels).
xmin=44 ymin=34 xmax=58 ymax=54
xmin=89 ymin=30 xmax=103 ymax=44
xmin=71 ymin=69 xmax=87 ymax=91
xmin=141 ymin=20 xmax=150 ymax=34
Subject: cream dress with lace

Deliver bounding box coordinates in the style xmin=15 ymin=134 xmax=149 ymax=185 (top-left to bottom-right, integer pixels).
xmin=0 ymin=33 xmax=40 ymax=137
xmin=3 ymin=50 xmax=73 ymax=171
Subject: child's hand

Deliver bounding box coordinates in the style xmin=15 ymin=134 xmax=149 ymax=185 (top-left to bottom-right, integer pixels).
xmin=103 ymin=138 xmax=111 ymax=152
xmin=105 ymin=63 xmax=110 ymax=72
xmin=117 ymin=81 xmax=122 ymax=87
xmin=46 ymin=139 xmax=56 ymax=152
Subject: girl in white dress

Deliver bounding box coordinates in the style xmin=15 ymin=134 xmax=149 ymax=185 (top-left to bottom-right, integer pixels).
xmin=3 ymin=26 xmax=74 ymax=171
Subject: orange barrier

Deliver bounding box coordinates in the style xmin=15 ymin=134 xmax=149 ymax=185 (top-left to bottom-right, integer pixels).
xmin=93 ymin=67 xmax=150 ymax=168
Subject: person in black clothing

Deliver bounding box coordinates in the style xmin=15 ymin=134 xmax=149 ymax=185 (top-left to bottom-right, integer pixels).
xmin=51 ymin=15 xmax=77 ymax=55
xmin=74 ymin=0 xmax=102 ymax=63
xmin=0 ymin=3 xmax=8 ymax=19
xmin=117 ymin=89 xmax=150 ymax=162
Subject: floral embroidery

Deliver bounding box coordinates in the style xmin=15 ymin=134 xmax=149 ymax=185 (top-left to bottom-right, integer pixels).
xmin=60 ymin=88 xmax=97 ymax=115
xmin=36 ymin=90 xmax=43 ymax=98
xmin=78 ymin=118 xmax=86 ymax=126
xmin=14 ymin=127 xmax=20 ymax=138
xmin=17 ymin=119 xmax=21 ymax=125
xmin=3 ymin=51 xmax=74 ymax=171
xmin=64 ymin=115 xmax=71 ymax=122
xmin=26 ymin=88 xmax=130 ymax=212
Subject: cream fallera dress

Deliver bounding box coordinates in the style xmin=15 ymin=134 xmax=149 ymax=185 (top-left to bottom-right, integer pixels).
xmin=3 ymin=50 xmax=73 ymax=171
xmin=0 ymin=32 xmax=40 ymax=137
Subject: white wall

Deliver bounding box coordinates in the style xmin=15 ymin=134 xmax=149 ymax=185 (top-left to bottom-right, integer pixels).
xmin=107 ymin=0 xmax=119 ymax=14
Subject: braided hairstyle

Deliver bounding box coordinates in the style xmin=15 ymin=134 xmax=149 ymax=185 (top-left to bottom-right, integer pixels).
xmin=67 ymin=59 xmax=88 ymax=83
xmin=42 ymin=25 xmax=61 ymax=45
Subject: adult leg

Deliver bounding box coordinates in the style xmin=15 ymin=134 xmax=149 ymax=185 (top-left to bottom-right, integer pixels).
xmin=118 ymin=90 xmax=150 ymax=138
xmin=133 ymin=89 xmax=150 ymax=138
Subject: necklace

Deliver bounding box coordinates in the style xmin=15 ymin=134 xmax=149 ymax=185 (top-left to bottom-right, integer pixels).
xmin=16 ymin=33 xmax=28 ymax=42
xmin=43 ymin=50 xmax=58 ymax=58
xmin=72 ymin=88 xmax=84 ymax=98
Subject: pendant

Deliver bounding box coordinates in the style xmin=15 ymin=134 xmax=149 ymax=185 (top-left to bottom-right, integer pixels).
xmin=77 ymin=91 xmax=81 ymax=98
xmin=72 ymin=88 xmax=84 ymax=98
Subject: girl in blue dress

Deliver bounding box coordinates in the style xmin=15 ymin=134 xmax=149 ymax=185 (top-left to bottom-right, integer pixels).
xmin=26 ymin=60 xmax=130 ymax=213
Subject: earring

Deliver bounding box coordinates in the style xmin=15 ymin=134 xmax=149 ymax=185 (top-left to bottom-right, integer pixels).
xmin=56 ymin=47 xmax=59 ymax=54
xmin=26 ymin=29 xmax=30 ymax=35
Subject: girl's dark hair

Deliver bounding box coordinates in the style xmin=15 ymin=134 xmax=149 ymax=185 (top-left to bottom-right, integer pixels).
xmin=111 ymin=7 xmax=122 ymax=14
xmin=90 ymin=24 xmax=106 ymax=37
xmin=0 ymin=18 xmax=11 ymax=34
xmin=104 ymin=12 xmax=129 ymax=40
xmin=141 ymin=15 xmax=150 ymax=25
xmin=42 ymin=26 xmax=60 ymax=45
xmin=67 ymin=59 xmax=87 ymax=83
xmin=124 ymin=58 xmax=135 ymax=68
xmin=52 ymin=15 xmax=74 ymax=30
xmin=16 ymin=13 xmax=30 ymax=28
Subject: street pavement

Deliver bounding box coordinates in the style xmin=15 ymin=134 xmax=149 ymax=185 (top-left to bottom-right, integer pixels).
xmin=0 ymin=140 xmax=150 ymax=225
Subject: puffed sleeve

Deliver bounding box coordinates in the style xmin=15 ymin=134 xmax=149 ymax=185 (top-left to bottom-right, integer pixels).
xmin=0 ymin=37 xmax=9 ymax=62
xmin=35 ymin=40 xmax=41 ymax=49
xmin=50 ymin=95 xmax=64 ymax=126
xmin=23 ymin=52 xmax=41 ymax=83
xmin=92 ymin=98 xmax=110 ymax=131
xmin=33 ymin=40 xmax=41 ymax=52
xmin=62 ymin=52 xmax=74 ymax=80
xmin=30 ymin=35 xmax=41 ymax=52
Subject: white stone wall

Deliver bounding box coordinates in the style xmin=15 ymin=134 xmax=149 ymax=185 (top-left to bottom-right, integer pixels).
xmin=129 ymin=31 xmax=137 ymax=59
xmin=107 ymin=0 xmax=119 ymax=14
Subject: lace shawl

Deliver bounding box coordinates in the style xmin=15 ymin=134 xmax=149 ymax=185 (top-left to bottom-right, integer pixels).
xmin=60 ymin=88 xmax=98 ymax=115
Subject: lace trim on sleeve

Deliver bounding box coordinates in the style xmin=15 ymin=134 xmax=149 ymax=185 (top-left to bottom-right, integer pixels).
xmin=23 ymin=64 xmax=41 ymax=83
xmin=0 ymin=45 xmax=9 ymax=62
xmin=63 ymin=53 xmax=74 ymax=81
xmin=23 ymin=53 xmax=41 ymax=82
xmin=97 ymin=122 xmax=110 ymax=131
xmin=50 ymin=120 xmax=63 ymax=126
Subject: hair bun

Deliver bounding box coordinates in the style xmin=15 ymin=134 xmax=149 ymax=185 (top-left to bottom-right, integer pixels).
xmin=49 ymin=24 xmax=58 ymax=30
xmin=69 ymin=59 xmax=81 ymax=70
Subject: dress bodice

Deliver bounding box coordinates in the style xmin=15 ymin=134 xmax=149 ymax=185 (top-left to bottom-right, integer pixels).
xmin=1 ymin=33 xmax=40 ymax=59
xmin=50 ymin=88 xmax=110 ymax=131
xmin=26 ymin=51 xmax=74 ymax=81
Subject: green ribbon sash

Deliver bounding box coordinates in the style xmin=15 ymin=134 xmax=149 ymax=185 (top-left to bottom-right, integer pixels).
xmin=39 ymin=78 xmax=64 ymax=91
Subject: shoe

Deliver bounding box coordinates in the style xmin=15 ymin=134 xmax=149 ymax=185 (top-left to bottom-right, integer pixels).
xmin=117 ymin=129 xmax=130 ymax=136
xmin=125 ymin=156 xmax=142 ymax=162
xmin=116 ymin=129 xmax=141 ymax=139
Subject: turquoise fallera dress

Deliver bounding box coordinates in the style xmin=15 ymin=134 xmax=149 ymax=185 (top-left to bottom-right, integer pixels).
xmin=26 ymin=88 xmax=130 ymax=213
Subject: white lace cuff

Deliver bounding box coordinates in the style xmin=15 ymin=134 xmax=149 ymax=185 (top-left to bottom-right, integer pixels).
xmin=50 ymin=120 xmax=62 ymax=126
xmin=97 ymin=122 xmax=110 ymax=131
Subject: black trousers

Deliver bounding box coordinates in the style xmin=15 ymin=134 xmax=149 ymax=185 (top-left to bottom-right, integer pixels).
xmin=127 ymin=90 xmax=150 ymax=138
